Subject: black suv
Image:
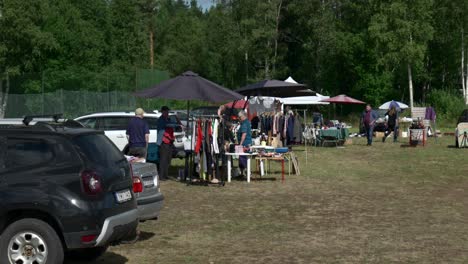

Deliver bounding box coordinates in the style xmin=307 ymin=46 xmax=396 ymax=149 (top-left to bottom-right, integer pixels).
xmin=0 ymin=116 xmax=138 ymax=263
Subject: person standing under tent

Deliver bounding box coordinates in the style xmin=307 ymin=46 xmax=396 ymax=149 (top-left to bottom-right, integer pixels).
xmin=157 ymin=106 xmax=182 ymax=180
xmin=361 ymin=104 xmax=379 ymax=146
xmin=236 ymin=110 xmax=252 ymax=174
xmin=382 ymin=105 xmax=399 ymax=143
xmin=126 ymin=108 xmax=150 ymax=159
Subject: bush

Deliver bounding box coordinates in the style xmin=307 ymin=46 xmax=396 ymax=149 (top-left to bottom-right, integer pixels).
xmin=426 ymin=89 xmax=466 ymax=126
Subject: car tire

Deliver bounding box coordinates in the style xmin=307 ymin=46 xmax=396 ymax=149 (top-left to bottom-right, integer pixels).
xmin=66 ymin=246 xmax=108 ymax=261
xmin=0 ymin=218 xmax=64 ymax=264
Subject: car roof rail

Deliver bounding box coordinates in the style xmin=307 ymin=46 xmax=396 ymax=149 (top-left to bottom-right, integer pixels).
xmin=23 ymin=114 xmax=63 ymax=126
xmin=33 ymin=121 xmax=57 ymax=131
xmin=63 ymin=120 xmax=85 ymax=128
xmin=33 ymin=119 xmax=85 ymax=131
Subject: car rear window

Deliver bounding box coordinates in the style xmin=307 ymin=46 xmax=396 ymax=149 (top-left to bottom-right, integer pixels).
xmin=146 ymin=117 xmax=159 ymax=129
xmin=73 ymin=134 xmax=125 ymax=166
xmin=1 ymin=137 xmax=54 ymax=170
xmin=100 ymin=117 xmax=131 ymax=130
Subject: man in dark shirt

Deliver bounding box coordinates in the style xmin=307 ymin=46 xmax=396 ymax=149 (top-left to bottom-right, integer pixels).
xmin=126 ymin=108 xmax=150 ymax=158
xmin=361 ymin=104 xmax=379 ymax=146
xmin=157 ymin=106 xmax=181 ymax=180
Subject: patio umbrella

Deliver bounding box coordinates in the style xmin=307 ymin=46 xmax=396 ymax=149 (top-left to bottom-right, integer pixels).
xmin=225 ymin=99 xmax=248 ymax=109
xmin=235 ymin=79 xmax=315 ymax=98
xmin=378 ymin=100 xmax=409 ymax=110
xmin=320 ymin=94 xmax=365 ymax=124
xmin=134 ymin=70 xmax=243 ymax=182
xmin=320 ymin=94 xmax=365 ymax=104
xmin=134 ymin=71 xmax=243 ymax=102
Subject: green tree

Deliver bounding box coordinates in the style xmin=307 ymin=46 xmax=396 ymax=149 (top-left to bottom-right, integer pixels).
xmin=369 ymin=0 xmax=434 ymax=111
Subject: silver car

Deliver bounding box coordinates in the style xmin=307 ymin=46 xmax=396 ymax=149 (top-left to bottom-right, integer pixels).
xmin=131 ymin=162 xmax=164 ymax=221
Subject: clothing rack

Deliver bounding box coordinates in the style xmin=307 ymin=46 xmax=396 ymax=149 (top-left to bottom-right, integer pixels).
xmin=184 ymin=115 xmax=229 ymax=187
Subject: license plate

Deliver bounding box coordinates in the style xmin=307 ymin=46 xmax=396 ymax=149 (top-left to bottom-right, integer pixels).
xmin=143 ymin=179 xmax=154 ymax=188
xmin=115 ymin=189 xmax=132 ymax=203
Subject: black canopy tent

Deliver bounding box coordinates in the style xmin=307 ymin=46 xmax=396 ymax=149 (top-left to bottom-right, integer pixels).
xmin=235 ymin=79 xmax=315 ymax=111
xmin=235 ymin=79 xmax=315 ymax=98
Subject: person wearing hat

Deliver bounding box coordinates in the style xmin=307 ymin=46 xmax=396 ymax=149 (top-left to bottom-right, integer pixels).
xmin=126 ymin=108 xmax=150 ymax=158
xmin=157 ymin=106 xmax=182 ymax=180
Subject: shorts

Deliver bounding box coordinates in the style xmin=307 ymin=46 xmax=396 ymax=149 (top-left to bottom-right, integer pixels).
xmin=128 ymin=147 xmax=147 ymax=158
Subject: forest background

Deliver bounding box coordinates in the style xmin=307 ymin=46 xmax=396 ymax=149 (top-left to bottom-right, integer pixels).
xmin=1 ymin=0 xmax=467 ymax=124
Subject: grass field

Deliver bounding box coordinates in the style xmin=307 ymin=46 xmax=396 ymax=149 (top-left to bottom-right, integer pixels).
xmin=68 ymin=135 xmax=468 ymax=264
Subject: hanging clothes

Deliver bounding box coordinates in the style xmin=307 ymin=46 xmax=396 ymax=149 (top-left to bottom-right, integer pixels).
xmin=251 ymin=116 xmax=260 ymax=129
xmin=213 ymin=119 xmax=220 ymax=154
xmin=273 ymin=113 xmax=278 ymax=136
xmin=287 ymin=113 xmax=295 ymax=145
xmin=293 ymin=114 xmax=303 ymax=143
xmin=195 ymin=119 xmax=203 ymax=154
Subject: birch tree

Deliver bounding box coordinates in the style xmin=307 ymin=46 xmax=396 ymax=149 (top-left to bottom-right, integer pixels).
xmin=369 ymin=0 xmax=434 ymax=113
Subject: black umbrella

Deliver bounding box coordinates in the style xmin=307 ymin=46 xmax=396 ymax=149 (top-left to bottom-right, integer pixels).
xmin=134 ymin=71 xmax=243 ymax=102
xmin=134 ymin=70 xmax=243 ymax=183
xmin=235 ymin=79 xmax=315 ymax=98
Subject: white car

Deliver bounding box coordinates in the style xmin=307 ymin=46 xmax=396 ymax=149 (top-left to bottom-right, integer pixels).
xmin=75 ymin=112 xmax=185 ymax=151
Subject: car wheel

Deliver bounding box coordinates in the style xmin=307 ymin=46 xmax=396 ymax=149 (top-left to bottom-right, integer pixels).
xmin=0 ymin=218 xmax=64 ymax=264
xmin=66 ymin=246 xmax=108 ymax=261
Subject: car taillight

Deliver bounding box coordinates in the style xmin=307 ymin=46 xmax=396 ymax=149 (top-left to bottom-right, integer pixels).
xmin=81 ymin=234 xmax=97 ymax=244
xmin=81 ymin=170 xmax=102 ymax=195
xmin=133 ymin=177 xmax=143 ymax=193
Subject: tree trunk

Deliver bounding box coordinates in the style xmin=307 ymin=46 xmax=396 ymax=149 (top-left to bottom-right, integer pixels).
xmin=407 ymin=63 xmax=414 ymax=114
xmin=272 ymin=0 xmax=282 ymax=77
xmin=149 ymin=28 xmax=154 ymax=69
xmin=245 ymin=51 xmax=249 ymax=84
xmin=0 ymin=75 xmax=3 ymax=118
xmin=265 ymin=55 xmax=270 ymax=79
xmin=0 ymin=72 xmax=9 ymax=118
xmin=462 ymin=28 xmax=466 ymax=104
xmin=466 ymin=60 xmax=468 ymax=104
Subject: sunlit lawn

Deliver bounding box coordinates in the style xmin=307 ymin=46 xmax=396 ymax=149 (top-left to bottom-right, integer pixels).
xmin=68 ymin=135 xmax=468 ymax=264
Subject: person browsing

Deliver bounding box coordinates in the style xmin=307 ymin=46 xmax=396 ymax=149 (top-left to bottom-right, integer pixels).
xmin=383 ymin=105 xmax=399 ymax=143
xmin=126 ymin=108 xmax=150 ymax=158
xmin=236 ymin=110 xmax=252 ymax=172
xmin=361 ymin=104 xmax=379 ymax=146
xmin=157 ymin=106 xmax=182 ymax=180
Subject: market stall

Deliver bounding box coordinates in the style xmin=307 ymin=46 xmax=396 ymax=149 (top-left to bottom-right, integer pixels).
xmin=134 ymin=70 xmax=244 ymax=185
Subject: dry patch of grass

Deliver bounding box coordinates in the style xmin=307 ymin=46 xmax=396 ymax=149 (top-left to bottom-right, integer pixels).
xmin=68 ymin=137 xmax=468 ymax=263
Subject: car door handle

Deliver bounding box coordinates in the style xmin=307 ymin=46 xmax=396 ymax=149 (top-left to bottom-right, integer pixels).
xmin=117 ymin=135 xmax=125 ymax=138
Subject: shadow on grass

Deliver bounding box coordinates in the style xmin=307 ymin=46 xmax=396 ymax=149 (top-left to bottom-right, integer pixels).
xmin=400 ymin=144 xmax=417 ymax=148
xmin=138 ymin=231 xmax=155 ymax=242
xmin=446 ymin=145 xmax=465 ymax=148
xmin=65 ymin=251 xmax=128 ymax=264
xmin=250 ymin=177 xmax=277 ymax=181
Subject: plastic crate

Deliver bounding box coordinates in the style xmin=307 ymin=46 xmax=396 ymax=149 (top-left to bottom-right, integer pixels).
xmin=147 ymin=143 xmax=159 ymax=162
xmin=409 ymin=129 xmax=426 ymax=146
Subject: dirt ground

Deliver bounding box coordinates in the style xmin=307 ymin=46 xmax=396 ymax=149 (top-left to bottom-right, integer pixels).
xmin=67 ymin=136 xmax=468 ymax=263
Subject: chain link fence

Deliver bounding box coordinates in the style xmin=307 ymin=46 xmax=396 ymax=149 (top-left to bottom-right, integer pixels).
xmin=1 ymin=69 xmax=170 ymax=118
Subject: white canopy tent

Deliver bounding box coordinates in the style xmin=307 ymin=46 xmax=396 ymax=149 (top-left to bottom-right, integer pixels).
xmin=283 ymin=76 xmax=329 ymax=105
xmin=280 ymin=94 xmax=330 ymax=105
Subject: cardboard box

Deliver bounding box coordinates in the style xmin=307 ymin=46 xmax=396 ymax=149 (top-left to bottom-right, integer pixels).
xmin=375 ymin=132 xmax=384 ymax=138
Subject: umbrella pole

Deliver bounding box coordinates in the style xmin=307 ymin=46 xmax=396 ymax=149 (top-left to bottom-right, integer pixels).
xmin=303 ymin=109 xmax=308 ymax=165
xmin=185 ymin=100 xmax=191 ymax=182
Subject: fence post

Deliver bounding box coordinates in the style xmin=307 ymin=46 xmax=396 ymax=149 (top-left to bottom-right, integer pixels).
xmin=107 ymin=70 xmax=110 ymax=111
xmin=41 ymin=71 xmax=44 ymax=115
xmin=61 ymin=89 xmax=64 ymax=115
